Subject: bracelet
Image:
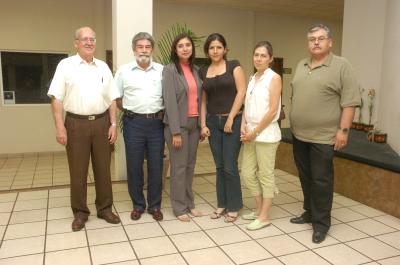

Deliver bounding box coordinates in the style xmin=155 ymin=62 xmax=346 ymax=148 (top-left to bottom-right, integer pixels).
xmin=111 ymin=123 xmax=117 ymax=127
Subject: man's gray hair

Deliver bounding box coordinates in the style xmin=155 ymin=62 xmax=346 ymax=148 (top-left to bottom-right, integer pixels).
xmin=307 ymin=23 xmax=332 ymax=38
xmin=74 ymin=26 xmax=95 ymax=40
xmin=132 ymin=32 xmax=155 ymax=48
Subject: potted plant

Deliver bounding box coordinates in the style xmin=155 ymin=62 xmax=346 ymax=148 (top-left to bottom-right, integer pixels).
xmin=364 ymin=88 xmax=375 ymax=132
xmin=367 ymin=128 xmax=388 ymax=143
xmin=352 ymin=87 xmax=365 ymax=130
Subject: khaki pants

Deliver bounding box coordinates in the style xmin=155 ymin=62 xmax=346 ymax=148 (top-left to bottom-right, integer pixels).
xmin=241 ymin=141 xmax=279 ymax=198
xmin=65 ymin=114 xmax=113 ymax=218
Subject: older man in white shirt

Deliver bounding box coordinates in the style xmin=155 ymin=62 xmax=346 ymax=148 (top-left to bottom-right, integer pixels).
xmin=48 ymin=26 xmax=121 ymax=232
xmin=115 ymin=32 xmax=165 ymax=221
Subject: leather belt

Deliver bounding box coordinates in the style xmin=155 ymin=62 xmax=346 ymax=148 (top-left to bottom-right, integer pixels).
xmin=66 ymin=111 xmax=107 ymax=121
xmin=124 ymin=109 xmax=164 ymax=120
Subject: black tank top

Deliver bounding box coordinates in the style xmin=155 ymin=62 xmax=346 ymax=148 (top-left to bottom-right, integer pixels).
xmin=200 ymin=60 xmax=241 ymax=114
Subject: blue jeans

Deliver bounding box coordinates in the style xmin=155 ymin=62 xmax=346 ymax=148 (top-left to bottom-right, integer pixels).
xmin=206 ymin=114 xmax=243 ymax=211
xmin=123 ymin=115 xmax=164 ymax=212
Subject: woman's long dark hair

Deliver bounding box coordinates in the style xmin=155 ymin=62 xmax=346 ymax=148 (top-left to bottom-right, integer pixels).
xmin=203 ymin=33 xmax=228 ymax=62
xmin=170 ymin=33 xmax=196 ymax=74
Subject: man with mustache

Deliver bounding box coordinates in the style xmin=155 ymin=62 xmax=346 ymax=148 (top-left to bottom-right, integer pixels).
xmin=48 ymin=26 xmax=121 ymax=231
xmin=289 ymin=24 xmax=360 ymax=243
xmin=115 ymin=32 xmax=165 ymax=221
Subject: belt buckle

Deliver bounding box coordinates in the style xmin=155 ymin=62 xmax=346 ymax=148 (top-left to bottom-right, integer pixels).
xmin=88 ymin=115 xmax=96 ymax=121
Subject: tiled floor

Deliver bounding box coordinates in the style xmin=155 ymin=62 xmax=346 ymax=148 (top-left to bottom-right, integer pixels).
xmin=0 ymin=144 xmax=215 ymax=191
xmin=1 ymin=145 xmax=400 ymax=264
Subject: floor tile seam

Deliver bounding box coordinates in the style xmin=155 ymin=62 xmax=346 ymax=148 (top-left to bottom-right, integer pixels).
xmin=374 ymin=254 xmax=400 ymax=263
xmin=42 ymin=189 xmax=50 ymax=265
xmin=372 ymin=216 xmax=400 ymax=231
xmin=276 ymin=248 xmax=335 ymax=265
xmin=342 ymin=237 xmax=399 ymax=261
xmin=119 ymin=214 xmax=147 ymax=263
xmin=0 ymin=253 xmax=45 ymax=262
xmin=82 ymin=221 xmax=95 ymax=265
xmin=336 ymin=215 xmax=374 ymax=224
xmin=186 ymin=228 xmax=238 ymax=265
xmin=139 ymin=252 xmax=186 ymax=264
xmin=372 ymin=233 xmax=400 ymax=251
xmin=187 ymin=214 xmax=245 ymax=264
xmin=0 ymin=192 xmax=18 ymax=248
xmin=151 ymin=221 xmax=190 ymax=265
xmin=348 ymin=225 xmax=399 ymax=237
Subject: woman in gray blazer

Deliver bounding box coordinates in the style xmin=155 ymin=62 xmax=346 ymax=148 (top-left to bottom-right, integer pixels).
xmin=162 ymin=34 xmax=203 ymax=222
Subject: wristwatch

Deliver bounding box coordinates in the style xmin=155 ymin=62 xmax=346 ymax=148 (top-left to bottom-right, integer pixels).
xmin=339 ymin=127 xmax=349 ymax=134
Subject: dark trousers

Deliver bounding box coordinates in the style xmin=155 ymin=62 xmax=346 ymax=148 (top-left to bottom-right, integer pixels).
xmin=65 ymin=114 xmax=113 ymax=219
xmin=123 ymin=115 xmax=164 ymax=212
xmin=165 ymin=117 xmax=199 ymax=216
xmin=292 ymin=135 xmax=334 ymax=233
xmin=206 ymin=114 xmax=243 ymax=212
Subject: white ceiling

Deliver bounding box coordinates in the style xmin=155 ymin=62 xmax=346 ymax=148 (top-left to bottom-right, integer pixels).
xmin=157 ymin=0 xmax=344 ymax=21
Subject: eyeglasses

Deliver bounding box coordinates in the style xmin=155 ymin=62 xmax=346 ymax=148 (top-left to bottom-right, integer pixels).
xmin=308 ymin=36 xmax=329 ymax=43
xmin=76 ymin=37 xmax=96 ymax=44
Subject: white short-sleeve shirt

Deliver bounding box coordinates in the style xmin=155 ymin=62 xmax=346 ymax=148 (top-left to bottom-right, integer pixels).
xmin=48 ymin=54 xmax=119 ymax=115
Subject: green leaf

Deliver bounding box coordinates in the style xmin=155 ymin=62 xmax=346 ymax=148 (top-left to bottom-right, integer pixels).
xmin=156 ymin=23 xmax=205 ymax=65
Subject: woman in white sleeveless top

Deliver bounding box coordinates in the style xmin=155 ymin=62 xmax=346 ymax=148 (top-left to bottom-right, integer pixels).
xmin=240 ymin=41 xmax=282 ymax=230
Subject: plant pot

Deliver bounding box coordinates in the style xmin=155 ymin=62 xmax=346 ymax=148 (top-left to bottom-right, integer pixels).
xmin=374 ymin=133 xmax=387 ymax=143
xmin=354 ymin=122 xmax=364 ymax=131
xmin=363 ymin=124 xmax=374 ymax=132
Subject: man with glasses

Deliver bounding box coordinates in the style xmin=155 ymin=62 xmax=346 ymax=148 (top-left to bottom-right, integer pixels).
xmin=48 ymin=26 xmax=121 ymax=232
xmin=289 ymin=24 xmax=360 ymax=243
xmin=115 ymin=32 xmax=164 ymax=221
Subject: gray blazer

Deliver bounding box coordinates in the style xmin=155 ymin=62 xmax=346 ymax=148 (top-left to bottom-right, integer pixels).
xmin=162 ymin=63 xmax=202 ymax=135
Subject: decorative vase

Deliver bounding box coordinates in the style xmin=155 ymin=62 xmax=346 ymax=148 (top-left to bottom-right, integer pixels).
xmin=374 ymin=133 xmax=387 ymax=143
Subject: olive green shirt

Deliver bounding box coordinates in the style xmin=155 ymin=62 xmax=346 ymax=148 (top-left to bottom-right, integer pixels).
xmin=290 ymin=53 xmax=361 ymax=144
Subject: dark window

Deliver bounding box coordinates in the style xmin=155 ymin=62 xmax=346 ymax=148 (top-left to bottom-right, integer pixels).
xmin=1 ymin=51 xmax=67 ymax=104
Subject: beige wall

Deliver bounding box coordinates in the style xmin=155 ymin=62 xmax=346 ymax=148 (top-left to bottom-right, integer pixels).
xmin=154 ymin=2 xmax=343 ymax=129
xmin=254 ymin=13 xmax=343 ymax=128
xmin=342 ymin=0 xmax=400 ymax=154
xmin=1 ymin=0 xmax=343 ymax=154
xmin=0 ymin=0 xmax=110 ymax=154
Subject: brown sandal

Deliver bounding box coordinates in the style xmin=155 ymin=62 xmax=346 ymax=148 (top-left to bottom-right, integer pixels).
xmin=210 ymin=209 xmax=225 ymax=219
xmin=224 ymin=213 xmax=238 ymax=223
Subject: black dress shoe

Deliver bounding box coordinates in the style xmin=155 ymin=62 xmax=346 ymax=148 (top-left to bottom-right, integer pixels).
xmin=290 ymin=214 xmax=311 ymax=224
xmin=312 ymin=230 xmax=327 ymax=244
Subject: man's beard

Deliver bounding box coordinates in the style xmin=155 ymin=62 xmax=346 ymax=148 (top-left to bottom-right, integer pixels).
xmin=136 ymin=54 xmax=151 ymax=65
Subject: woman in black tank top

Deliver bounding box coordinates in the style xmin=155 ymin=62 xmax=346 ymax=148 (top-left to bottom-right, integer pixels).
xmin=199 ymin=33 xmax=246 ymax=222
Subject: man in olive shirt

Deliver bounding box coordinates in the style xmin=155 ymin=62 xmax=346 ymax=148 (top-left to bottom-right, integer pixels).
xmin=289 ymin=24 xmax=360 ymax=243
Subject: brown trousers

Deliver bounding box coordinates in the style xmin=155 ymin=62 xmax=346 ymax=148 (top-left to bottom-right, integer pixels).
xmin=65 ymin=114 xmax=113 ymax=218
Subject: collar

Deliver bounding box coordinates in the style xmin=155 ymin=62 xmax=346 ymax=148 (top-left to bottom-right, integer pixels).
xmin=251 ymin=67 xmax=271 ymax=82
xmin=73 ymin=53 xmax=98 ymax=66
xmin=131 ymin=59 xmax=155 ymax=71
xmin=304 ymin=52 xmax=333 ymax=67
